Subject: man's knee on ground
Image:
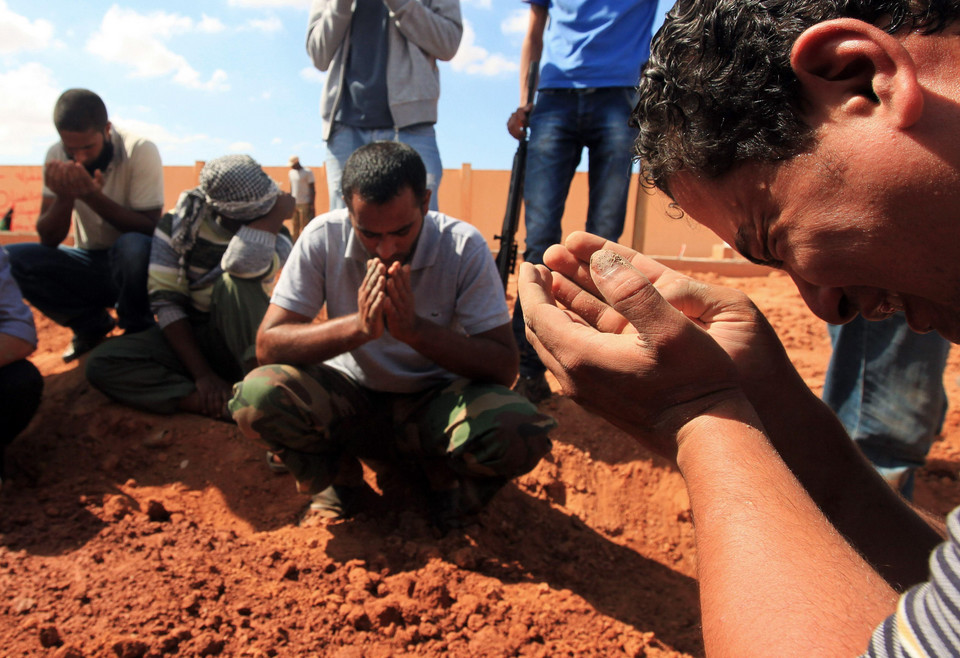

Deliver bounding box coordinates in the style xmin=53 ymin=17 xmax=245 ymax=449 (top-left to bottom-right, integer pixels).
xmin=441 ymin=384 xmax=555 ymax=480
xmin=229 ymin=364 xmax=325 ymax=440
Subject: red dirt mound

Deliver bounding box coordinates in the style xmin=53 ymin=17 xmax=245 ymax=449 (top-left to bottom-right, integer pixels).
xmin=1 ymin=270 xmax=959 ymax=657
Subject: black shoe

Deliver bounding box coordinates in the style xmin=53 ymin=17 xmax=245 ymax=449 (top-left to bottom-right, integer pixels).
xmin=62 ymin=318 xmax=116 ymax=363
xmin=512 ymin=373 xmax=551 ymax=404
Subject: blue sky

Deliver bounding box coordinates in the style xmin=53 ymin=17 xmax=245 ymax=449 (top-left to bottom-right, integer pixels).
xmin=0 ymin=1 xmax=671 ymax=171
xmin=0 ymin=0 xmax=544 ymax=170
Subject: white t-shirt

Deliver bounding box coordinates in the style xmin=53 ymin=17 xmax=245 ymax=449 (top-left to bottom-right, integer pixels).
xmin=42 ymin=126 xmax=164 ymax=250
xmin=271 ymin=210 xmax=510 ymax=393
xmin=288 ymin=167 xmax=315 ymax=204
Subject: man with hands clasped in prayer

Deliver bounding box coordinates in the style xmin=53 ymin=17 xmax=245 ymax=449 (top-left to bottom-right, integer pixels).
xmin=230 ymin=142 xmax=553 ymax=531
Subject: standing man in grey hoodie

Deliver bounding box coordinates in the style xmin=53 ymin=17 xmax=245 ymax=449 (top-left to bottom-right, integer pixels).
xmin=307 ymin=0 xmax=462 ymax=212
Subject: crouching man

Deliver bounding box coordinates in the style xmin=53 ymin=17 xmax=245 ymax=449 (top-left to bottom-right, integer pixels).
xmin=229 ymin=142 xmax=554 ymax=530
xmin=86 ymin=155 xmax=294 ymax=419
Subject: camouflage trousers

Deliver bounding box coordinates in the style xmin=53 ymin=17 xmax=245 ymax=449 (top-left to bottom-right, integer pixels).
xmin=229 ymin=364 xmax=555 ymax=506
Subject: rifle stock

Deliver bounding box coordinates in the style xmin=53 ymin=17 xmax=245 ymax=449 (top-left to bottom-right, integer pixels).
xmin=495 ymin=61 xmax=539 ymax=290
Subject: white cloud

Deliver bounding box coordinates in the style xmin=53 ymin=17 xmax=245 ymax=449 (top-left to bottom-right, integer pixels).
xmin=228 ymin=0 xmax=310 ymax=8
xmin=198 ymin=15 xmax=227 ymax=33
xmin=299 ymin=66 xmax=324 ymax=84
xmin=501 ymin=9 xmax=528 ymax=36
xmin=462 ymin=0 xmax=492 ymax=8
xmin=0 ymin=0 xmax=55 ymax=53
xmin=111 ymin=116 xmax=210 ymax=154
xmin=450 ymin=21 xmax=517 ymax=77
xmin=229 ymin=141 xmax=255 ymax=153
xmin=0 ymin=62 xmax=60 ymax=159
xmin=244 ymin=16 xmax=283 ymax=33
xmin=86 ymin=6 xmax=230 ymax=92
xmin=271 ymin=137 xmax=282 ymax=145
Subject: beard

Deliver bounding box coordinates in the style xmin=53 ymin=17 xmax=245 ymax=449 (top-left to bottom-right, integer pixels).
xmin=82 ymin=135 xmax=114 ymax=175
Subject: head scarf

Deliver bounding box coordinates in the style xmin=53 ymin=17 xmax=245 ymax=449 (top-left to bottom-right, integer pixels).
xmin=169 ymin=154 xmax=280 ymax=279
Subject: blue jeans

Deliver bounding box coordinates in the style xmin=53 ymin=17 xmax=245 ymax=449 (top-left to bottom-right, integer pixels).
xmin=823 ymin=314 xmax=951 ymax=499
xmin=325 ymin=123 xmax=442 ymax=211
xmin=513 ymin=87 xmax=637 ymax=378
xmin=6 ymin=233 xmax=154 ymax=339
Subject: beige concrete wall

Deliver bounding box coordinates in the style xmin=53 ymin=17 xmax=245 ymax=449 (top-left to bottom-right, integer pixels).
xmin=0 ymin=162 xmax=733 ymax=260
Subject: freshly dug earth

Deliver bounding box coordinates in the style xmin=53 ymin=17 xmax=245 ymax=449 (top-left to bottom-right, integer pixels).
xmin=2 ymin=269 xmax=959 ymax=657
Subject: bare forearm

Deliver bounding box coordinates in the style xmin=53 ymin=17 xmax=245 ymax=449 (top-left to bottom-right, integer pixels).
xmin=36 ymin=196 xmax=75 ymax=246
xmin=79 ymin=192 xmax=159 ymax=235
xmin=257 ymin=314 xmax=371 ymax=366
xmin=743 ymin=362 xmax=943 ymax=589
xmin=519 ymin=8 xmax=545 ymax=104
xmin=677 ymin=399 xmax=898 ymax=657
xmin=402 ymin=320 xmax=517 ymax=386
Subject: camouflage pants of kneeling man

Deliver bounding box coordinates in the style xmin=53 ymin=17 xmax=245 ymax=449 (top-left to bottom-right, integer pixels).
xmin=228 ymin=363 xmax=555 ymax=514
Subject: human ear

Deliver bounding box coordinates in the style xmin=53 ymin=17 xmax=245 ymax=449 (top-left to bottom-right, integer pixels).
xmin=791 ymin=18 xmax=923 ymax=128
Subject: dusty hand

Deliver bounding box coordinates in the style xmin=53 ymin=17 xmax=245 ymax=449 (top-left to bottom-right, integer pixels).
xmin=194 ymin=372 xmax=233 ymax=419
xmin=507 ymin=104 xmax=532 ymax=140
xmin=356 ymin=258 xmax=386 ymax=340
xmin=519 ymin=239 xmax=754 ymax=461
xmin=549 ymin=233 xmax=795 ymax=393
xmin=383 ymin=262 xmax=419 ymax=343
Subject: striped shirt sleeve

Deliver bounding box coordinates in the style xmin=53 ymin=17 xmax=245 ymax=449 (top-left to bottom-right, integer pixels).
xmin=862 ymin=507 xmax=960 ymax=657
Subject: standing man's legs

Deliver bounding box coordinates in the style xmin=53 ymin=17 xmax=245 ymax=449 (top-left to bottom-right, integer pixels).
xmin=582 ymin=87 xmax=636 ymax=242
xmin=823 ymin=313 xmax=951 ymax=499
xmin=292 ymin=203 xmax=312 ymax=241
xmin=395 ymin=124 xmax=442 ymax=211
xmin=325 ymin=125 xmax=367 ymax=211
xmin=512 ymin=90 xmax=582 ymax=398
xmin=326 ymin=124 xmax=443 ymax=212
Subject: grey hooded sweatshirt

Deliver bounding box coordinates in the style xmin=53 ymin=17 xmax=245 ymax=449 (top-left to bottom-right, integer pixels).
xmin=306 ymin=0 xmax=463 ymax=141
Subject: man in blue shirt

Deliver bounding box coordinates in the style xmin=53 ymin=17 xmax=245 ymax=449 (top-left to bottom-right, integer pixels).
xmin=506 ymin=0 xmax=657 ymax=403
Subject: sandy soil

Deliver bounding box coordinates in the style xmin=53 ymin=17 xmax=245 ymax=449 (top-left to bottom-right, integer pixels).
xmin=2 ymin=269 xmax=959 ymax=657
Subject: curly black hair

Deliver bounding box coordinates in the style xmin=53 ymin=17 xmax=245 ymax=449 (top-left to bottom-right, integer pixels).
xmin=634 ymin=0 xmax=960 ymax=198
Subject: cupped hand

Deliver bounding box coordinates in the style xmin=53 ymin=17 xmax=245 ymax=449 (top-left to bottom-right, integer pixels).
xmin=549 ymin=232 xmax=795 ymax=393
xmin=519 ymin=242 xmax=758 ymax=461
xmin=45 ymin=161 xmax=97 ymax=198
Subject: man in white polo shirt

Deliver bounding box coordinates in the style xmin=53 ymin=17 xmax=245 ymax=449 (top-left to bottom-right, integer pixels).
xmin=230 ymin=142 xmax=553 ymax=531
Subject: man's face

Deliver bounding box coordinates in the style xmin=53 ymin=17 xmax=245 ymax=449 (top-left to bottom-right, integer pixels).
xmin=348 ymin=186 xmax=428 ymax=266
xmin=59 ymin=124 xmax=110 ymax=168
xmin=670 ymin=138 xmax=960 ymax=343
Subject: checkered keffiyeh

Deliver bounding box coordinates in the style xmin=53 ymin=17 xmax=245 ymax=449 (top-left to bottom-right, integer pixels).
xmin=169 ymin=154 xmax=280 ymax=279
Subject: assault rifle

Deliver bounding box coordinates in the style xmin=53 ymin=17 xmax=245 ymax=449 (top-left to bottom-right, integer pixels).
xmin=495 ymin=61 xmax=539 ymax=290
